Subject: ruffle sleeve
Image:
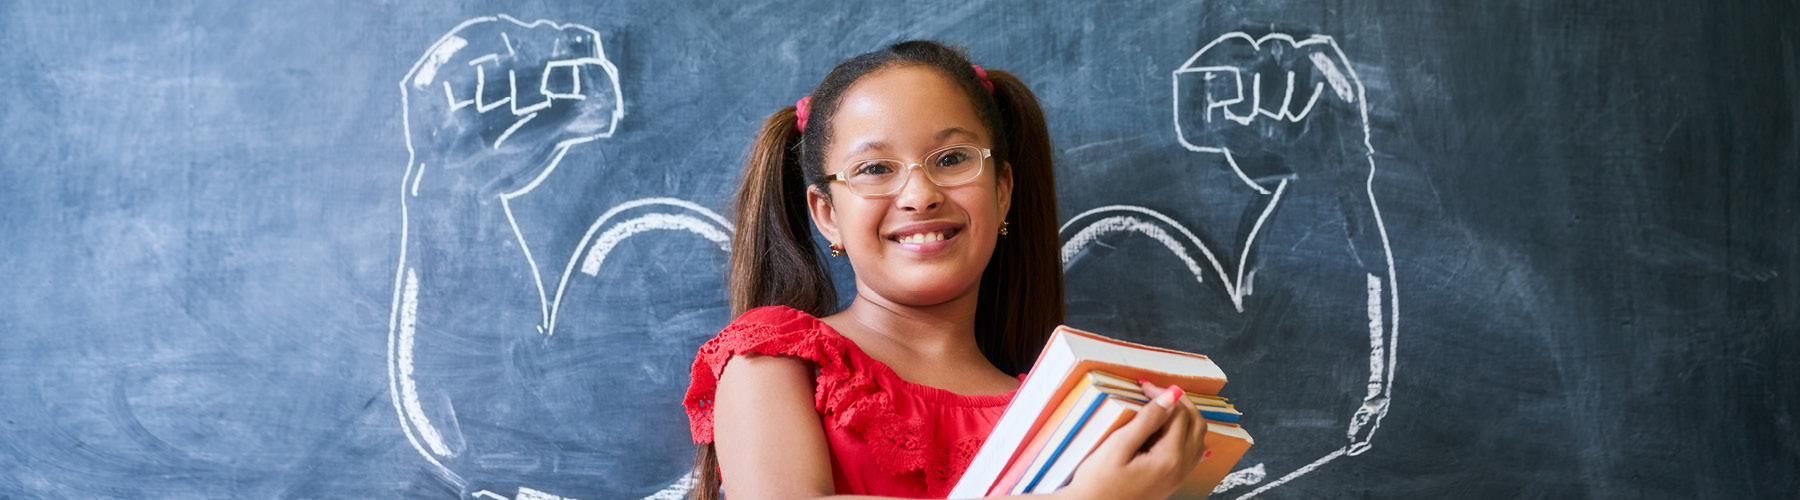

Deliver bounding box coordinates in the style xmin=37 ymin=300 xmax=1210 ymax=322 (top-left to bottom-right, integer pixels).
xmin=683 ymin=306 xmax=937 ymax=477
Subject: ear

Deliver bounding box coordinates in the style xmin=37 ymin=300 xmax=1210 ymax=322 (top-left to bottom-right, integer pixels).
xmin=997 ymin=160 xmax=1014 ymax=220
xmin=807 ymin=184 xmax=841 ymax=246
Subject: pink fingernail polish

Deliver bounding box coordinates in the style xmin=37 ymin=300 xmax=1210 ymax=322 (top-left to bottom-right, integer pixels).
xmin=1156 ymin=387 xmax=1180 ymax=407
xmin=1204 ymin=450 xmax=1214 ymax=459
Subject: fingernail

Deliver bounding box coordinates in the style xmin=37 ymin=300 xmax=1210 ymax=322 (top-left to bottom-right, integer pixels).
xmin=1155 ymin=386 xmax=1181 ymax=407
xmin=1204 ymin=450 xmax=1214 ymax=459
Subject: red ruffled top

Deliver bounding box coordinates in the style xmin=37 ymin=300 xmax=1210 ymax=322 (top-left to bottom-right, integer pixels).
xmin=685 ymin=306 xmax=1018 ymax=498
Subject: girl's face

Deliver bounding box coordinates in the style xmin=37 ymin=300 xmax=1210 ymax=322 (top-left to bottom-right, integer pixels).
xmin=808 ymin=65 xmax=1013 ymax=308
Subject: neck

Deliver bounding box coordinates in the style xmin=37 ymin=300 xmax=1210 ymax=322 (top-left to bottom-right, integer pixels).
xmin=840 ymin=283 xmax=985 ymax=361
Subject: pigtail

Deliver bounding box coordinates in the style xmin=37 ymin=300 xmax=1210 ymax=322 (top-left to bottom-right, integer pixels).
xmin=974 ymin=69 xmax=1065 ymax=376
xmin=727 ymin=106 xmax=838 ymax=318
xmin=693 ymin=106 xmax=839 ymax=500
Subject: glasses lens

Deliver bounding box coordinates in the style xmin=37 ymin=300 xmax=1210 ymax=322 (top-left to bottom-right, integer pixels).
xmin=845 ymin=159 xmax=907 ymax=196
xmin=927 ymin=145 xmax=984 ymax=186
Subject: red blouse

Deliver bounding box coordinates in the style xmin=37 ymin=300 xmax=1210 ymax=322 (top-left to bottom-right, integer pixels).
xmin=685 ymin=306 xmax=1018 ymax=498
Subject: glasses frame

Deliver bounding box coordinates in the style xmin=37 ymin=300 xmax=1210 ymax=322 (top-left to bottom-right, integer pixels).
xmin=824 ymin=143 xmax=993 ymax=198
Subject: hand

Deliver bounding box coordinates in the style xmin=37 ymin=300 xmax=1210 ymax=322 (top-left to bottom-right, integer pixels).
xmin=1174 ymin=32 xmax=1368 ymax=192
xmin=400 ymin=15 xmax=624 ymax=199
xmin=1055 ymin=382 xmax=1209 ymax=500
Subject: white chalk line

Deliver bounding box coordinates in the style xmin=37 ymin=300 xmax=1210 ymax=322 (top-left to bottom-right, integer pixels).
xmin=493 ymin=112 xmax=539 ymax=149
xmin=446 ymin=81 xmax=474 ymax=111
xmin=1235 ymin=178 xmax=1287 ymax=306
xmin=516 ymin=487 xmax=568 ymax=500
xmin=510 ymin=70 xmax=554 ymax=116
xmin=1234 ymin=447 xmax=1347 ymax=499
xmin=397 ymin=269 xmax=453 ymax=457
xmin=474 ymin=65 xmax=511 ymax=113
xmin=469 ymin=53 xmax=501 ymax=67
xmin=1213 ymin=462 xmax=1266 ymax=494
xmin=1061 ymin=196 xmax=1282 ymax=312
xmin=1309 ymin=52 xmax=1354 ymax=102
xmin=415 ymin=35 xmax=468 ymax=90
xmin=411 ymin=163 xmax=425 ymax=197
xmin=1061 ymin=214 xmax=1205 ymax=282
xmin=547 ymin=198 xmax=733 ymax=338
xmin=1344 ymin=30 xmax=1400 ymax=455
xmin=580 ymin=213 xmax=732 ymax=275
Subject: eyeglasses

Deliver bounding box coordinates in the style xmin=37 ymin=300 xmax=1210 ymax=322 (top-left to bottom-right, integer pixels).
xmin=825 ymin=143 xmax=992 ymax=198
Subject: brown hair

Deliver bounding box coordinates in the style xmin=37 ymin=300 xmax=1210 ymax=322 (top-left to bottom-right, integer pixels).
xmin=692 ymin=40 xmax=1064 ymax=500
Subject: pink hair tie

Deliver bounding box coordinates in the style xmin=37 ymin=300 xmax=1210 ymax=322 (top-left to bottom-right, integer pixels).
xmin=971 ymin=64 xmax=993 ymax=94
xmin=795 ymin=96 xmax=813 ymax=132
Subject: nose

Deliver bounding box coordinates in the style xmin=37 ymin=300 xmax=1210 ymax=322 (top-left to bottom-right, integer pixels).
xmin=892 ymin=164 xmax=943 ymax=212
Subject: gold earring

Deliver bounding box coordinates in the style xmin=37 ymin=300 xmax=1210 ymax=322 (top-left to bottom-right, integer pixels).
xmin=830 ymin=244 xmax=844 ymax=257
xmin=999 ymin=220 xmax=1010 ymax=236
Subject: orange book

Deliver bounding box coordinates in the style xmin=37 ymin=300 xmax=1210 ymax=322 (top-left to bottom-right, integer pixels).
xmin=1180 ymin=422 xmax=1257 ymax=496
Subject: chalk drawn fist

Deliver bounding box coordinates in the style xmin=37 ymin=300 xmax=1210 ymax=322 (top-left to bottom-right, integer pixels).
xmin=402 ymin=15 xmax=622 ymax=198
xmin=1175 ymin=33 xmax=1368 ymax=195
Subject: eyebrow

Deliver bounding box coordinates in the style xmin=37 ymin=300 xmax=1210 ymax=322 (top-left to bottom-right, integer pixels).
xmin=843 ymin=127 xmax=982 ymax=158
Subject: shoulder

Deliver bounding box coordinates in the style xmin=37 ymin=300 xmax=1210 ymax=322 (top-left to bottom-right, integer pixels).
xmin=705 ymin=306 xmax=850 ymax=359
xmin=685 ymin=306 xmax=853 ymax=443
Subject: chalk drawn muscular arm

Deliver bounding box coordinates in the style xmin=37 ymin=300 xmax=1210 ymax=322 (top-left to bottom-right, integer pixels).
xmin=387 ymin=15 xmax=622 ymax=487
xmin=1173 ymin=33 xmax=1397 ymax=455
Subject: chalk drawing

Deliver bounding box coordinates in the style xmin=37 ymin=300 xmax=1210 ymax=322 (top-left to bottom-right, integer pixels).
xmin=1060 ymin=32 xmax=1398 ymax=498
xmin=388 ymin=15 xmax=716 ymax=499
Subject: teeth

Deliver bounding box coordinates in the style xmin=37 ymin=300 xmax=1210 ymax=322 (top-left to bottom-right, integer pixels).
xmin=898 ymin=231 xmax=947 ymax=244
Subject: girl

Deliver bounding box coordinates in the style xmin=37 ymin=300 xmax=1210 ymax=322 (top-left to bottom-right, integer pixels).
xmin=685 ymin=41 xmax=1209 ymax=500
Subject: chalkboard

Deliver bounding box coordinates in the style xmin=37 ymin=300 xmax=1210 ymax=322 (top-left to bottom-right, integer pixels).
xmin=1 ymin=1 xmax=1795 ymax=499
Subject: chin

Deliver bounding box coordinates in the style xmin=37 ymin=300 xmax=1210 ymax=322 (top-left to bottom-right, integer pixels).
xmin=879 ymin=272 xmax=985 ymax=306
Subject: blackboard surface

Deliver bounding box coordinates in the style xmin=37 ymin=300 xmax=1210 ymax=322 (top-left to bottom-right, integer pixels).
xmin=2 ymin=1 xmax=1795 ymax=499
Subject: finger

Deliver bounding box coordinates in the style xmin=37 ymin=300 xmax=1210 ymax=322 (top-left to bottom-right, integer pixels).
xmin=1138 ymin=379 xmax=1166 ymax=400
xmin=1146 ymin=396 xmax=1195 ymax=459
xmin=1174 ymin=390 xmax=1209 ymax=462
xmin=1087 ymin=390 xmax=1175 ymax=467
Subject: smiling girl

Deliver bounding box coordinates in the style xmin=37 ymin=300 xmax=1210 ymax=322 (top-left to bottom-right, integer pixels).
xmin=685 ymin=41 xmax=1209 ymax=500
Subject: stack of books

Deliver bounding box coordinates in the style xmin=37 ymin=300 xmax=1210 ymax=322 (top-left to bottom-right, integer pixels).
xmin=948 ymin=326 xmax=1254 ymax=499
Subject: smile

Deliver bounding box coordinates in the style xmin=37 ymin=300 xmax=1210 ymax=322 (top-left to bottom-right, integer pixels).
xmin=895 ymin=230 xmax=957 ymax=244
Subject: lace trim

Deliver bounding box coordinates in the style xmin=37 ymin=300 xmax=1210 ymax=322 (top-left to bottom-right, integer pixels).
xmin=684 ymin=307 xmax=953 ymax=481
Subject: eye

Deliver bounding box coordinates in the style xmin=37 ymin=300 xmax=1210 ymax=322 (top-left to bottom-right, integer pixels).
xmin=852 ymin=161 xmax=897 ymax=177
xmin=936 ymin=151 xmax=969 ymax=167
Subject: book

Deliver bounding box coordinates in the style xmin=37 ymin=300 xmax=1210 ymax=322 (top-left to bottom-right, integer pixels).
xmin=1029 ymin=394 xmax=1142 ymax=493
xmin=986 ymin=371 xmax=1140 ymax=496
xmin=948 ymin=325 xmax=1238 ymax=499
xmin=1004 ymin=375 xmax=1143 ymax=495
xmin=1183 ymin=422 xmax=1257 ymax=496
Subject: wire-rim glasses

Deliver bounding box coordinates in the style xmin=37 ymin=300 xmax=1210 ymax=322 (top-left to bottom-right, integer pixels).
xmin=825 ymin=143 xmax=992 ymax=198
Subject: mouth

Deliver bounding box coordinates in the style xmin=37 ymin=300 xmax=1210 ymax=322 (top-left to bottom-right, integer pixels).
xmin=887 ymin=224 xmax=963 ymax=245
xmin=893 ymin=229 xmax=958 ymax=244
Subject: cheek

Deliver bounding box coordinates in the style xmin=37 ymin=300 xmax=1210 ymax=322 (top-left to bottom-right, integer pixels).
xmin=838 ymin=201 xmax=887 ymax=242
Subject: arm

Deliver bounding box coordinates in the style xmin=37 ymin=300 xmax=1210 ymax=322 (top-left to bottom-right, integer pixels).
xmin=712 ymin=354 xmax=1208 ymax=500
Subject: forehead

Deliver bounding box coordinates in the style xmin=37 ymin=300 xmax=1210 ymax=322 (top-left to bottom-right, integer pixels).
xmin=827 ymin=65 xmax=986 ymax=158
